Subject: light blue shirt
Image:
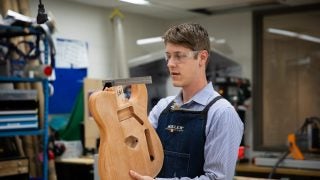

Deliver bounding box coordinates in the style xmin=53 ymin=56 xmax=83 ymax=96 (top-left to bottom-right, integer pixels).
xmin=149 ymin=82 xmax=244 ymax=180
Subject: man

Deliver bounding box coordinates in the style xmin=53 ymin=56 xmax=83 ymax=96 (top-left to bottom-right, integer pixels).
xmin=130 ymin=23 xmax=243 ymax=180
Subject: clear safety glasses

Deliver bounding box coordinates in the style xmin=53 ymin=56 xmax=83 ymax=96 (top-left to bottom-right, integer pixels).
xmin=165 ymin=50 xmax=200 ymax=64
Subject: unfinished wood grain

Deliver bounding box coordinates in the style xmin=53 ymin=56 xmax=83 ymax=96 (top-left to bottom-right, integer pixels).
xmin=89 ymin=84 xmax=163 ymax=180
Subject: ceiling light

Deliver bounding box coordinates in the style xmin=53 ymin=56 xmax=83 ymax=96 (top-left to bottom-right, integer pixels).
xmin=120 ymin=0 xmax=150 ymax=5
xmin=210 ymin=37 xmax=226 ymax=44
xmin=298 ymin=34 xmax=320 ymax=44
xmin=267 ymin=28 xmax=297 ymax=37
xmin=267 ymin=28 xmax=320 ymax=44
xmin=215 ymin=39 xmax=226 ymax=44
xmin=136 ymin=36 xmax=163 ymax=45
xmin=137 ymin=36 xmax=226 ymax=45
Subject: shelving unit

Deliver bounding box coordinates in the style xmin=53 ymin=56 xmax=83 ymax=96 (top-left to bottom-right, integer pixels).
xmin=0 ymin=24 xmax=51 ymax=180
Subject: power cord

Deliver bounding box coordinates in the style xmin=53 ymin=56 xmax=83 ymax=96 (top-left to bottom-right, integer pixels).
xmin=268 ymin=150 xmax=290 ymax=179
xmin=268 ymin=116 xmax=320 ymax=179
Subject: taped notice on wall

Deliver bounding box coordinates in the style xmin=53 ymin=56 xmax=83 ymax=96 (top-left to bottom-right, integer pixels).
xmin=55 ymin=38 xmax=89 ymax=68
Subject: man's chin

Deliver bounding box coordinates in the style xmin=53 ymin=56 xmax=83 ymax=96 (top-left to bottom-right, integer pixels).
xmin=172 ymin=81 xmax=183 ymax=87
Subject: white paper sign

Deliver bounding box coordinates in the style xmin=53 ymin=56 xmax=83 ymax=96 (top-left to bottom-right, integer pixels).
xmin=55 ymin=38 xmax=89 ymax=68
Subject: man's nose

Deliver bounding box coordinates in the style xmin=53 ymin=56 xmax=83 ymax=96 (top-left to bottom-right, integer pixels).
xmin=166 ymin=58 xmax=176 ymax=67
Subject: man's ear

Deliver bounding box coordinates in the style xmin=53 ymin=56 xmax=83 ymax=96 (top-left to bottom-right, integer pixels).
xmin=199 ymin=50 xmax=209 ymax=66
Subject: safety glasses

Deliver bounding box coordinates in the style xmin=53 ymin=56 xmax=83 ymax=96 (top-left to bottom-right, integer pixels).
xmin=165 ymin=50 xmax=200 ymax=64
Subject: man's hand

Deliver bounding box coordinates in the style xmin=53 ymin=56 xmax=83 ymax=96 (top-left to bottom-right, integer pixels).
xmin=129 ymin=170 xmax=155 ymax=180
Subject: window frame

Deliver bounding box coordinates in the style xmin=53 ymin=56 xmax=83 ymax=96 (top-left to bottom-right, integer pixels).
xmin=252 ymin=3 xmax=320 ymax=151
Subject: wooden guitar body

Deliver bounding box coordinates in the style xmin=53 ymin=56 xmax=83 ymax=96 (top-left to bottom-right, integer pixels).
xmin=88 ymin=84 xmax=163 ymax=180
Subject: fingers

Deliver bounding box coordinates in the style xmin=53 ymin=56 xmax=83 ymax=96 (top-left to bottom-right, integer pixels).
xmin=129 ymin=170 xmax=140 ymax=179
xmin=129 ymin=170 xmax=154 ymax=180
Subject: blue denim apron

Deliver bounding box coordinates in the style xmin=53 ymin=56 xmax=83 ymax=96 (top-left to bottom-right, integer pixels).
xmin=156 ymin=96 xmax=222 ymax=178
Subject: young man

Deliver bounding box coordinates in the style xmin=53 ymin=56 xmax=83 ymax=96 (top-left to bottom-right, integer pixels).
xmin=130 ymin=23 xmax=243 ymax=180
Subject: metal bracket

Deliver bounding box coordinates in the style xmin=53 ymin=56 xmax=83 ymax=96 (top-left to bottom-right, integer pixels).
xmin=102 ymin=76 xmax=152 ymax=90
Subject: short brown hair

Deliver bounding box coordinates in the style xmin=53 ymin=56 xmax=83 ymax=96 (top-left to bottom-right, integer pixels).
xmin=162 ymin=23 xmax=211 ymax=53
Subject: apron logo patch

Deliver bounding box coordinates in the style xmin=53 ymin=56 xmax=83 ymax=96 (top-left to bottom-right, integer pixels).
xmin=165 ymin=125 xmax=184 ymax=133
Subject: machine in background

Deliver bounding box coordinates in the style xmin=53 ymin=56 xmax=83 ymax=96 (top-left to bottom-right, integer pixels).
xmin=288 ymin=116 xmax=320 ymax=160
xmin=212 ymin=76 xmax=251 ymax=161
xmin=255 ymin=116 xmax=320 ymax=179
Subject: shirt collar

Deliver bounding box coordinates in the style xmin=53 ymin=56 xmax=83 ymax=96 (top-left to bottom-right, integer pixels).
xmin=174 ymin=82 xmax=215 ymax=106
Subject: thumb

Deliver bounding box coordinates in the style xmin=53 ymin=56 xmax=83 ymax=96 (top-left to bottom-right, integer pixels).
xmin=129 ymin=170 xmax=141 ymax=179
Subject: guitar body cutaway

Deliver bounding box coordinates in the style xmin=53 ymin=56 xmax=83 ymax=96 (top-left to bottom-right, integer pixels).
xmin=89 ymin=84 xmax=163 ymax=180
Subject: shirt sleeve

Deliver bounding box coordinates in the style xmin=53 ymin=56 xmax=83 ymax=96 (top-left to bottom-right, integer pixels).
xmin=203 ymin=105 xmax=244 ymax=180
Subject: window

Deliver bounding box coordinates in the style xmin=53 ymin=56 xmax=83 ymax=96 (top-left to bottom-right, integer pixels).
xmin=253 ymin=4 xmax=320 ymax=151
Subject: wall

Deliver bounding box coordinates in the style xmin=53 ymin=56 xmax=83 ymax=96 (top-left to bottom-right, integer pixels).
xmin=29 ymin=0 xmax=169 ymax=79
xmin=28 ymin=0 xmax=255 ymax=157
xmin=200 ymin=12 xmax=253 ymax=80
xmin=29 ymin=1 xmax=252 ymax=80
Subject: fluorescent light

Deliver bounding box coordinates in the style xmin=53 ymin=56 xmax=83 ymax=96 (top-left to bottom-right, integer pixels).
xmin=298 ymin=34 xmax=320 ymax=44
xmin=120 ymin=0 xmax=150 ymax=5
xmin=137 ymin=36 xmax=226 ymax=45
xmin=215 ymin=39 xmax=226 ymax=44
xmin=210 ymin=36 xmax=226 ymax=44
xmin=267 ymin=28 xmax=297 ymax=37
xmin=267 ymin=28 xmax=320 ymax=44
xmin=136 ymin=36 xmax=163 ymax=45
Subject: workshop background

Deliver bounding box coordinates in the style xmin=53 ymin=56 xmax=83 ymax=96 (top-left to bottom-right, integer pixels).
xmin=0 ymin=0 xmax=319 ymax=179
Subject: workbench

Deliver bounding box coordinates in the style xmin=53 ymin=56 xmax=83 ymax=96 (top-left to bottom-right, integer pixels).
xmin=236 ymin=162 xmax=320 ymax=179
